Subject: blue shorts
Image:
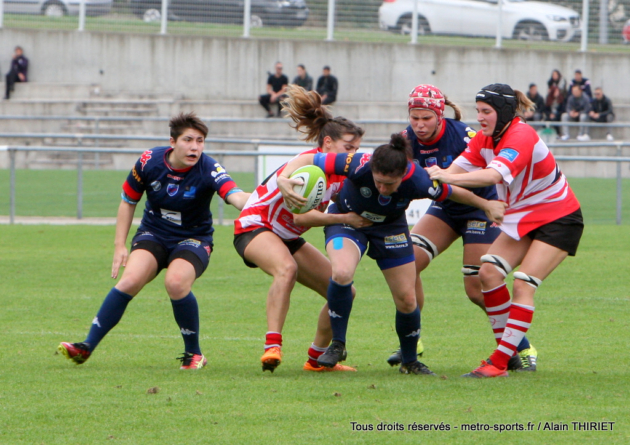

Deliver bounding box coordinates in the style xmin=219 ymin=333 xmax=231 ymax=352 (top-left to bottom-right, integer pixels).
xmin=425 ymin=202 xmax=501 ymax=245
xmin=130 ymin=229 xmax=212 ymax=278
xmin=324 ymin=214 xmax=414 ymax=271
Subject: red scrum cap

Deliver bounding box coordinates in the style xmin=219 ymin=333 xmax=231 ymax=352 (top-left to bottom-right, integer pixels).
xmin=408 ymin=84 xmax=446 ymax=123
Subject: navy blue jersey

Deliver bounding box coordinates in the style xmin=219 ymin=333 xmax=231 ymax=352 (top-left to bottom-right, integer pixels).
xmin=403 ymin=118 xmax=497 ymax=217
xmin=314 ymin=152 xmax=451 ymax=225
xmin=122 ymin=146 xmax=238 ymax=241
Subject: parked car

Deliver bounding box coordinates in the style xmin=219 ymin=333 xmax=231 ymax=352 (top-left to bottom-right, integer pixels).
xmin=131 ymin=0 xmax=309 ymax=27
xmin=378 ymin=0 xmax=581 ymax=42
xmin=3 ymin=0 xmax=112 ymax=17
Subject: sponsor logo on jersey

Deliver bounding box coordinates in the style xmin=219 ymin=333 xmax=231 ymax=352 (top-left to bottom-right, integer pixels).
xmin=428 ymin=180 xmax=442 ymax=198
xmin=204 ymin=246 xmax=211 ymax=256
xmin=150 ymin=180 xmax=161 ymax=191
xmin=139 ymin=231 xmax=153 ymax=237
xmin=466 ymin=127 xmax=477 ymax=138
xmin=178 ymin=238 xmax=201 ymax=248
xmin=140 ymin=150 xmax=152 ymax=171
xmin=378 ymin=194 xmax=392 ymax=206
xmin=498 ymin=148 xmax=519 ymax=163
xmin=360 ymin=187 xmax=372 ymax=198
xmin=131 ymin=166 xmax=143 ymax=184
xmin=384 ymin=233 xmax=407 ymax=245
xmin=160 ymin=208 xmax=182 ymax=225
xmin=426 ymin=157 xmax=438 ymax=167
xmin=354 ymin=153 xmax=370 ymax=174
xmin=344 ymin=153 xmax=355 ymax=173
xmin=166 ymin=184 xmax=179 ymax=196
xmin=183 ymin=186 xmax=197 ymax=199
xmin=360 ymin=211 xmax=386 ymax=223
xmin=213 ymin=163 xmax=226 ymax=174
xmin=420 ymin=148 xmax=439 ymax=154
xmin=467 ymin=221 xmax=487 ymax=233
xmin=167 ymin=174 xmax=183 ymax=181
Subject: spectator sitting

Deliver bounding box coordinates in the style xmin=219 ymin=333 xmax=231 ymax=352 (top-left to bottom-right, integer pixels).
xmin=292 ymin=64 xmax=313 ymax=92
xmin=547 ymin=69 xmax=568 ymax=98
xmin=561 ymin=85 xmax=591 ymax=141
xmin=4 ymin=46 xmax=29 ymax=100
xmin=316 ymin=65 xmax=338 ymax=105
xmin=589 ymin=87 xmax=615 ymax=142
xmin=259 ymin=62 xmax=288 ymax=118
xmin=544 ymin=85 xmax=565 ymax=135
xmin=524 ymin=83 xmax=545 ymax=122
xmin=569 ymin=69 xmax=592 ymax=100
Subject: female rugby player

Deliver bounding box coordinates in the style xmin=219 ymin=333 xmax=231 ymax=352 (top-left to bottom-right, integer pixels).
xmin=427 ymin=83 xmax=583 ymax=378
xmin=277 ymin=133 xmax=506 ymax=375
xmin=386 ymin=84 xmax=535 ymax=372
xmin=59 ymin=113 xmax=249 ymax=369
xmin=233 ymin=85 xmax=371 ymax=373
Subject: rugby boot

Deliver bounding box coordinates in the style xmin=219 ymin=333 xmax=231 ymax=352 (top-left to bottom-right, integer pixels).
xmin=462 ymin=359 xmax=509 ymax=378
xmin=261 ymin=346 xmax=283 ymax=373
xmin=178 ymin=352 xmax=207 ymax=370
xmin=515 ymin=345 xmax=538 ymax=372
xmin=386 ymin=338 xmax=425 ymax=366
xmin=58 ymin=342 xmax=91 ymax=365
xmin=399 ymin=360 xmax=436 ymax=376
xmin=317 ymin=340 xmax=347 ymax=368
xmin=303 ymin=361 xmax=356 ymax=372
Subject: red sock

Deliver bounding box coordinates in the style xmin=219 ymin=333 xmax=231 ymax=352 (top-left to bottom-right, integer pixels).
xmin=265 ymin=332 xmax=282 ymax=350
xmin=490 ymin=303 xmax=535 ymax=370
xmin=307 ymin=343 xmax=327 ymax=367
xmin=483 ymin=284 xmax=511 ymax=345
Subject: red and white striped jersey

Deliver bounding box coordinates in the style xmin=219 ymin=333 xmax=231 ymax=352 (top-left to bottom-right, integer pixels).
xmin=234 ymin=148 xmax=346 ymax=240
xmin=454 ymin=118 xmax=580 ymax=240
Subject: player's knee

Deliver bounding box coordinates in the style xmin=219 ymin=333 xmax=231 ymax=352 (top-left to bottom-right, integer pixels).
xmin=479 ymin=263 xmax=505 ymax=289
xmin=411 ymin=234 xmax=438 ymax=263
xmin=165 ymin=275 xmax=191 ymax=299
xmin=394 ymin=294 xmax=417 ymax=313
xmin=480 ymin=254 xmax=513 ymax=277
xmin=332 ymin=267 xmax=354 ymax=286
xmin=513 ymin=271 xmax=542 ymax=290
xmin=115 ymin=276 xmax=144 ymax=297
xmin=275 ymin=260 xmax=298 ymax=284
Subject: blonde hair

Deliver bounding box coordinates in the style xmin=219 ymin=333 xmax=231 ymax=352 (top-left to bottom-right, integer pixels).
xmin=281 ymin=85 xmax=364 ymax=147
xmin=514 ymin=89 xmax=535 ymax=120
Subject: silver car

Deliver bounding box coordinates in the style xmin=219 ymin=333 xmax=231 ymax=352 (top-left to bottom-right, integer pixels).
xmin=3 ymin=0 xmax=112 ymax=17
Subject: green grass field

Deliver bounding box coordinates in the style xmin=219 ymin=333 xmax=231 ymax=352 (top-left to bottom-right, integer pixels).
xmin=0 ymin=170 xmax=629 ymax=224
xmin=0 ymin=220 xmax=628 ymax=443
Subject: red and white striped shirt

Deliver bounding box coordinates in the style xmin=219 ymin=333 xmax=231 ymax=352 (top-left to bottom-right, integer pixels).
xmin=454 ymin=118 xmax=580 ymax=240
xmin=234 ymin=148 xmax=345 ymax=240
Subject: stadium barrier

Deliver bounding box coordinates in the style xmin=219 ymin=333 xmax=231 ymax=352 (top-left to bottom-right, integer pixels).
xmin=2 ymin=141 xmax=629 ymax=225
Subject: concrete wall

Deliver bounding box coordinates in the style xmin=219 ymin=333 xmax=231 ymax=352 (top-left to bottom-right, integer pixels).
xmin=1 ymin=28 xmax=629 ymax=104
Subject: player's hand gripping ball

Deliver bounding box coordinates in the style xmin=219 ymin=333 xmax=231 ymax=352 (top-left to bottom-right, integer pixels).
xmin=288 ymin=165 xmax=327 ymax=214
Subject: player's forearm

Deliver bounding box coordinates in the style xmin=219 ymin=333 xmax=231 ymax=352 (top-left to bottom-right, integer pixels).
xmin=448 ymin=186 xmax=489 ymax=210
xmin=293 ymin=211 xmax=344 ymax=228
xmin=278 ymin=154 xmax=316 ymax=179
xmin=114 ymin=201 xmax=136 ymax=247
xmin=226 ymin=191 xmax=250 ymax=211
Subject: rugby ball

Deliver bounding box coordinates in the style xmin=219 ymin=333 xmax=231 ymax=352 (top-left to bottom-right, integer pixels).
xmin=288 ymin=165 xmax=327 ymax=214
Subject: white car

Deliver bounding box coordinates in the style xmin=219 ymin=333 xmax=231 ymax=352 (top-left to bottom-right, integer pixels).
xmin=3 ymin=0 xmax=112 ymax=17
xmin=378 ymin=0 xmax=581 ymax=42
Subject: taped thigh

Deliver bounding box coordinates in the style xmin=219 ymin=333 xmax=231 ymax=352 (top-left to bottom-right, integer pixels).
xmin=513 ymin=271 xmax=542 ymax=289
xmin=480 ymin=254 xmax=513 ymax=277
xmin=410 ymin=233 xmax=438 ymax=261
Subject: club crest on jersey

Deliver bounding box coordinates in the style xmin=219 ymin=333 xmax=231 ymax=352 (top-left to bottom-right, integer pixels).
xmin=139 ymin=150 xmax=152 ymax=171
xmin=360 ymin=187 xmax=372 ymax=198
xmin=150 ymin=181 xmax=161 ymax=191
xmin=378 ymin=194 xmax=392 ymax=206
xmin=166 ymin=184 xmax=179 ymax=196
xmin=426 ymin=157 xmax=437 ymax=167
xmin=354 ymin=153 xmax=371 ymax=174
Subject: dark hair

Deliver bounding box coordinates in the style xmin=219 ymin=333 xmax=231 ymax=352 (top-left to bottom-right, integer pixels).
xmin=297 ymin=64 xmax=305 ymax=70
xmin=169 ymin=112 xmax=208 ymax=140
xmin=323 ymin=65 xmax=331 ymax=71
xmin=371 ymin=133 xmax=411 ymax=177
xmin=281 ymin=85 xmax=364 ymax=147
xmin=575 ymin=69 xmax=582 ymax=74
xmin=529 ymin=83 xmax=536 ymax=89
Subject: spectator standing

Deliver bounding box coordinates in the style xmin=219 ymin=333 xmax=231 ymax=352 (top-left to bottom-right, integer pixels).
xmin=259 ymin=62 xmax=289 ymax=118
xmin=4 ymin=46 xmax=29 ymax=100
xmin=589 ymin=87 xmax=615 ymax=141
xmin=292 ymin=64 xmax=313 ymax=91
xmin=547 ymin=69 xmax=568 ymax=98
xmin=524 ymin=83 xmax=545 ymax=122
xmin=316 ymin=66 xmax=338 ymax=105
xmin=569 ymin=69 xmax=592 ymax=99
xmin=561 ymin=85 xmax=591 ymax=141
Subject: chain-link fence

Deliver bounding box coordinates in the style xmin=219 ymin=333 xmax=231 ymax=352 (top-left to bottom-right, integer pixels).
xmin=0 ymin=0 xmax=629 ymax=47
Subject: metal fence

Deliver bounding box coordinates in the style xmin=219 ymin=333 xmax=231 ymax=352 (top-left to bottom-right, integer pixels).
xmin=2 ymin=140 xmax=629 ymax=225
xmin=1 ymin=0 xmax=629 ymax=48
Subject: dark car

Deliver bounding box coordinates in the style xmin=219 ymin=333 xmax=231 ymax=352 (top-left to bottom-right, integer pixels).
xmin=131 ymin=0 xmax=309 ymax=27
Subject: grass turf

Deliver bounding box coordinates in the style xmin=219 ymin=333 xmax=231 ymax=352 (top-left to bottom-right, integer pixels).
xmin=0 ymin=223 xmax=628 ymax=444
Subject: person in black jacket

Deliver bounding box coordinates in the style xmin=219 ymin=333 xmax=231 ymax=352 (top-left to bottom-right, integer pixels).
xmin=292 ymin=64 xmax=313 ymax=92
xmin=5 ymin=46 xmax=29 ymax=100
xmin=259 ymin=62 xmax=289 ymax=117
xmin=589 ymin=87 xmax=615 ymax=141
xmin=524 ymin=83 xmax=545 ymax=121
xmin=316 ymin=66 xmax=338 ymax=105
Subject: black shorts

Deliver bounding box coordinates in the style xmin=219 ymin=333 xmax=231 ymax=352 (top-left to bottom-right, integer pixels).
xmin=233 ymin=227 xmax=307 ymax=268
xmin=524 ymin=208 xmax=584 ymax=256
